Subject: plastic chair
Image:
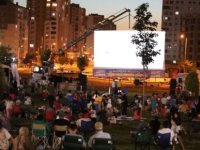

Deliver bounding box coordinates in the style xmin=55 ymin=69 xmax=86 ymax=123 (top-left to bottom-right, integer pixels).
xmin=31 ymin=122 xmax=49 ymax=148
xmin=91 ymin=138 xmax=115 ymax=150
xmin=61 ymin=134 xmax=84 ymax=150
xmin=52 ymin=125 xmax=67 ymax=149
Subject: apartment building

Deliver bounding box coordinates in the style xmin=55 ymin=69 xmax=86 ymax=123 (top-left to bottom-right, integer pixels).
xmin=0 ymin=1 xmax=28 ymax=62
xmin=162 ymin=0 xmax=200 ymax=66
xmin=86 ymin=14 xmax=116 ymax=59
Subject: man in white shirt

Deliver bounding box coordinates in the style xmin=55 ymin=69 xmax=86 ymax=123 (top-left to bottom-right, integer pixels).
xmin=157 ymin=120 xmax=175 ymax=149
xmin=88 ymin=122 xmax=111 ymax=148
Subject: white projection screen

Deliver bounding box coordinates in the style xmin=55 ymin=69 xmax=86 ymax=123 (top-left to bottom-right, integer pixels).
xmin=93 ymin=30 xmax=165 ymax=77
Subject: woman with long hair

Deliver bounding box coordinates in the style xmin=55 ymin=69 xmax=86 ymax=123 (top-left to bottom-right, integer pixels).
xmin=13 ymin=127 xmax=33 ymax=150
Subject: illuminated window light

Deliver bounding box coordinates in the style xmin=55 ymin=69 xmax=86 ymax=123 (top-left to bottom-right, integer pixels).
xmin=29 ymin=44 xmax=34 ymax=48
xmin=175 ymin=11 xmax=179 ymax=15
xmin=52 ymin=12 xmax=56 ymax=16
xmin=47 ymin=0 xmax=51 ymax=1
xmin=46 ymin=3 xmax=50 ymax=7
xmin=31 ymin=17 xmax=35 ymax=20
xmin=52 ymin=3 xmax=57 ymax=7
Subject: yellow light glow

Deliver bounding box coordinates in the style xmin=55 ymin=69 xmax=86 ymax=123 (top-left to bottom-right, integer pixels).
xmin=52 ymin=3 xmax=57 ymax=7
xmin=46 ymin=3 xmax=50 ymax=7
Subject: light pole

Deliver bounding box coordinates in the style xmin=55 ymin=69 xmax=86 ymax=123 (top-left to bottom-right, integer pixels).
xmin=180 ymin=34 xmax=189 ymax=73
xmin=180 ymin=34 xmax=187 ymax=60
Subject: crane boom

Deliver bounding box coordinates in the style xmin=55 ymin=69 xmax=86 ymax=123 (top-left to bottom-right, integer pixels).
xmin=65 ymin=8 xmax=130 ymax=50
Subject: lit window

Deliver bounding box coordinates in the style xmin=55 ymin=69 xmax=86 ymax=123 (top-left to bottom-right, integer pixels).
xmin=29 ymin=44 xmax=34 ymax=48
xmin=52 ymin=12 xmax=56 ymax=16
xmin=46 ymin=3 xmax=50 ymax=7
xmin=31 ymin=17 xmax=35 ymax=20
xmin=52 ymin=3 xmax=57 ymax=7
xmin=164 ymin=17 xmax=168 ymax=20
xmin=47 ymin=0 xmax=51 ymax=1
xmin=15 ymin=25 xmax=18 ymax=28
xmin=175 ymin=11 xmax=179 ymax=15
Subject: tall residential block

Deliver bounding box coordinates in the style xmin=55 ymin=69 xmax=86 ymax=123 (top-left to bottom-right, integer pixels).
xmin=0 ymin=1 xmax=28 ymax=62
xmin=162 ymin=0 xmax=200 ymax=66
xmin=67 ymin=3 xmax=86 ymax=54
xmin=86 ymin=14 xmax=116 ymax=59
xmin=27 ymin=0 xmax=70 ymax=55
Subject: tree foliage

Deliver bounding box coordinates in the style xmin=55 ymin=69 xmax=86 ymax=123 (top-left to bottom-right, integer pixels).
xmin=41 ymin=49 xmax=51 ymax=63
xmin=22 ymin=53 xmax=36 ymax=64
xmin=0 ymin=45 xmax=12 ymax=65
xmin=185 ymin=71 xmax=199 ymax=96
xmin=132 ymin=3 xmax=160 ymax=70
xmin=77 ymin=55 xmax=89 ymax=72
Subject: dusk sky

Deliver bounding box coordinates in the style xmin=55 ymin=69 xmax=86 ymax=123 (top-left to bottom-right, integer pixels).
xmin=15 ymin=0 xmax=163 ymax=30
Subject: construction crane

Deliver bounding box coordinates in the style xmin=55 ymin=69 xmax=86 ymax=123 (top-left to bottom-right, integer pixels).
xmin=65 ymin=8 xmax=131 ymax=50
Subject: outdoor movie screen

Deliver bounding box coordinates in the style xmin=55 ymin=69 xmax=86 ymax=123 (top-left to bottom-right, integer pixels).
xmin=94 ymin=30 xmax=165 ymax=71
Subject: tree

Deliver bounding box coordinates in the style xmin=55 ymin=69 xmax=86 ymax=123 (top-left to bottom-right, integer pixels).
xmin=77 ymin=55 xmax=89 ymax=72
xmin=131 ymin=3 xmax=160 ymax=112
xmin=0 ymin=45 xmax=12 ymax=65
xmin=22 ymin=53 xmax=36 ymax=64
xmin=41 ymin=49 xmax=51 ymax=63
xmin=132 ymin=3 xmax=160 ymax=70
xmin=185 ymin=70 xmax=199 ymax=97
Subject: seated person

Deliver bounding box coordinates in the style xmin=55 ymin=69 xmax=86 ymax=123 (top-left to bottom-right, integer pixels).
xmin=156 ymin=120 xmax=175 ymax=149
xmin=88 ymin=122 xmax=111 ymax=148
xmin=45 ymin=106 xmax=55 ymax=122
xmin=62 ymin=122 xmax=86 ymax=148
xmin=0 ymin=119 xmax=13 ymax=150
xmin=53 ymin=111 xmax=69 ymax=137
xmin=13 ymin=127 xmax=33 ymax=150
xmin=133 ymin=108 xmax=142 ymax=120
xmin=149 ymin=116 xmax=160 ymax=136
xmin=76 ymin=110 xmax=92 ymax=129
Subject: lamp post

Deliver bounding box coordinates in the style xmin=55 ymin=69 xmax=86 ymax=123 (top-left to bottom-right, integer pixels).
xmin=180 ymin=34 xmax=187 ymax=60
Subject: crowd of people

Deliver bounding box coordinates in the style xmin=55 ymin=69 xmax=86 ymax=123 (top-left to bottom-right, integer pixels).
xmin=0 ymin=78 xmax=200 ymax=150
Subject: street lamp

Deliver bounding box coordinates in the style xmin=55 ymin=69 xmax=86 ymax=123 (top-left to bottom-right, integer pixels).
xmin=180 ymin=34 xmax=188 ymax=60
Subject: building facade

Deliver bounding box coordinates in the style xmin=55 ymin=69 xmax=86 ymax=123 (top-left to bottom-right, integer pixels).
xmin=86 ymin=14 xmax=116 ymax=59
xmin=27 ymin=0 xmax=70 ymax=55
xmin=0 ymin=1 xmax=28 ymax=62
xmin=67 ymin=3 xmax=86 ymax=54
xmin=162 ymin=0 xmax=200 ymax=66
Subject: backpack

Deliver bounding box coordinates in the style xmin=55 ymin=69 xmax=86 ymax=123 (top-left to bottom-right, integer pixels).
xmin=135 ymin=129 xmax=151 ymax=145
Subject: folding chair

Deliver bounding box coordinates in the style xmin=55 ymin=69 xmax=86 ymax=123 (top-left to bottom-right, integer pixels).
xmin=61 ymin=134 xmax=84 ymax=150
xmin=91 ymin=138 xmax=115 ymax=150
xmin=52 ymin=125 xmax=67 ymax=149
xmin=31 ymin=122 xmax=49 ymax=149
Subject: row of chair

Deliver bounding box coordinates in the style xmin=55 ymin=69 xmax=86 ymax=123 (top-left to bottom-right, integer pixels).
xmin=31 ymin=122 xmax=115 ymax=150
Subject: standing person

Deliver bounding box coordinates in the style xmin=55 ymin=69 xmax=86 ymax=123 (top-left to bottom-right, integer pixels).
xmin=0 ymin=119 xmax=13 ymax=150
xmin=111 ymin=79 xmax=116 ymax=95
xmin=117 ymin=79 xmax=122 ymax=93
xmin=121 ymin=92 xmax=128 ymax=116
xmin=13 ymin=127 xmax=33 ymax=150
xmin=88 ymin=122 xmax=111 ymax=148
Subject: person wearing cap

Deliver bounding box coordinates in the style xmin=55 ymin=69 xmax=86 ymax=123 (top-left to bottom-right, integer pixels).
xmin=88 ymin=122 xmax=111 ymax=148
